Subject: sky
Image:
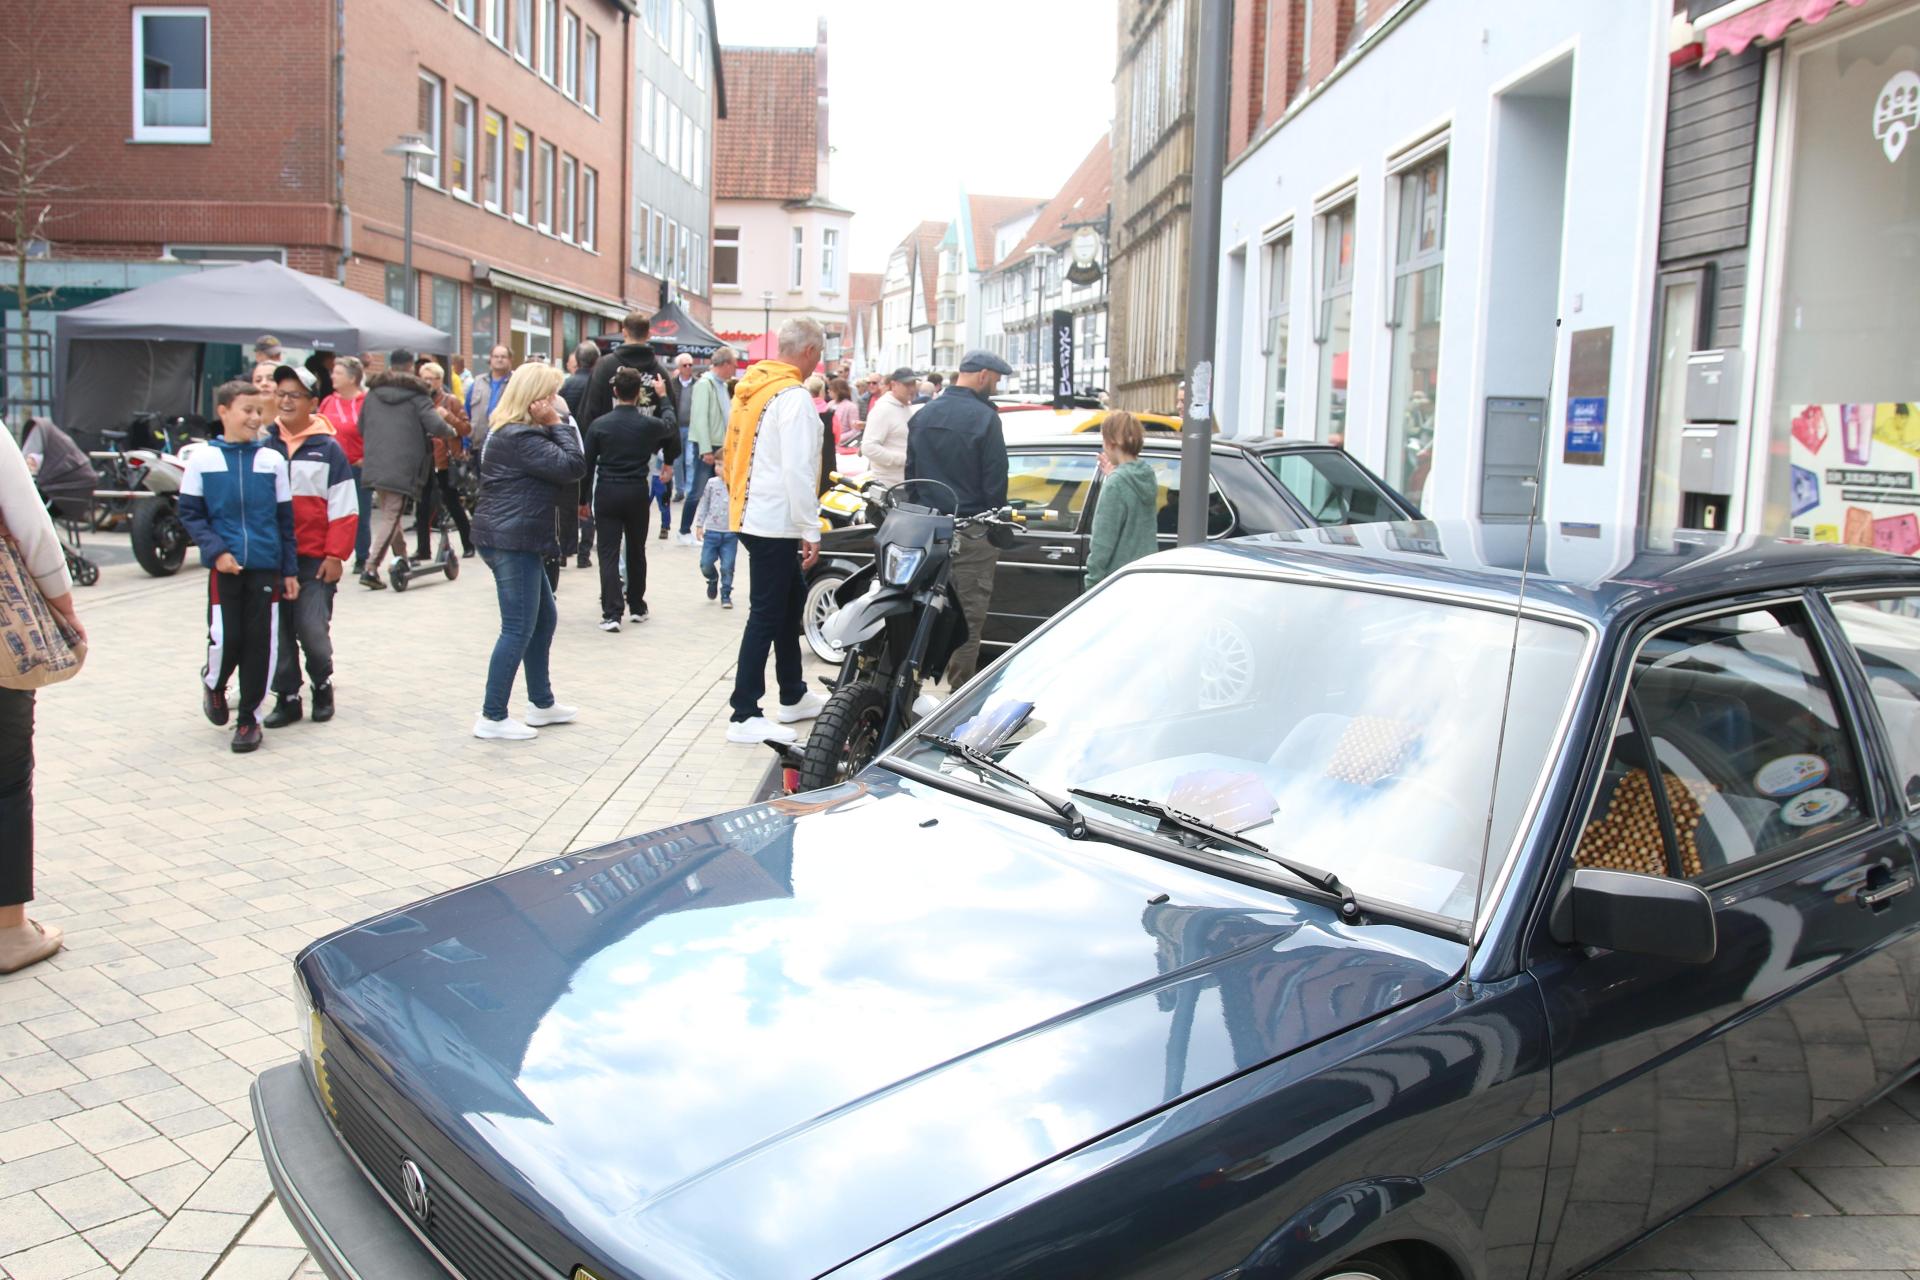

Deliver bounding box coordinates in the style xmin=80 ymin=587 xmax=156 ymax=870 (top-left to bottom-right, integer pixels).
xmin=712 ymin=0 xmax=1118 ymax=273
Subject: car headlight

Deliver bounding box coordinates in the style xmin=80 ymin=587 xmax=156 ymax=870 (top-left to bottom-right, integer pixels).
xmin=883 ymin=544 xmax=926 ymax=586
xmin=292 ymin=967 xmax=336 ymax=1120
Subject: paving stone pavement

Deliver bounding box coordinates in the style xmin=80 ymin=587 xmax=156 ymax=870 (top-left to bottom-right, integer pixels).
xmin=16 ymin=537 xmax=1920 ymax=1280
xmin=2 ymin=531 xmax=788 ymax=1278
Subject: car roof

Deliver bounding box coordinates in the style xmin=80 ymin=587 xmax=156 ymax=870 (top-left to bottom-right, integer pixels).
xmin=1006 ymin=431 xmax=1262 ymax=453
xmin=1133 ymin=519 xmax=1920 ymax=630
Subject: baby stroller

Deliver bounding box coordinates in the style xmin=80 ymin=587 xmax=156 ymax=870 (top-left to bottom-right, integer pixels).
xmin=23 ymin=418 xmax=100 ymax=587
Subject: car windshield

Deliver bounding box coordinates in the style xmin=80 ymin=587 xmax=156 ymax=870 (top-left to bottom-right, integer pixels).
xmin=895 ymin=572 xmax=1588 ymax=921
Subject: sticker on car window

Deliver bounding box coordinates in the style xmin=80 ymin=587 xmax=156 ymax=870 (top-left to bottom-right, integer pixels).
xmin=1754 ymin=753 xmax=1830 ymax=798
xmin=1780 ymin=788 xmax=1849 ymax=827
xmin=952 ymin=700 xmax=1035 ymax=752
xmin=1167 ymin=770 xmax=1276 ymax=834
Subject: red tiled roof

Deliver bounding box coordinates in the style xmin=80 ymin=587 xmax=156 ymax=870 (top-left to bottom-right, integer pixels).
xmin=848 ymin=271 xmax=883 ymax=314
xmin=714 ymin=47 xmax=817 ymax=201
xmin=909 ymin=220 xmax=947 ymax=320
xmin=967 ymin=194 xmax=1047 ymax=270
xmin=1000 ymin=134 xmax=1113 ymax=268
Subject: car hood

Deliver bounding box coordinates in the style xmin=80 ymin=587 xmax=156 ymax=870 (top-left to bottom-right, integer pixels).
xmin=306 ymin=773 xmax=1464 ymax=1280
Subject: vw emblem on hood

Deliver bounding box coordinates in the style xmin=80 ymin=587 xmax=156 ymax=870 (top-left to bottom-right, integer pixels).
xmin=401 ymin=1159 xmax=432 ymax=1224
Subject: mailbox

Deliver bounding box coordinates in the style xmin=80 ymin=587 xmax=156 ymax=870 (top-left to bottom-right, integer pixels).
xmin=1685 ymin=349 xmax=1744 ymax=424
xmin=1481 ymin=396 xmax=1545 ymax=522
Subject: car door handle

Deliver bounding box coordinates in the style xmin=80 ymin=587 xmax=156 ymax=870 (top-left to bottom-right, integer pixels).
xmin=1861 ymin=876 xmax=1915 ymax=910
xmin=1043 ymin=545 xmax=1070 ymax=560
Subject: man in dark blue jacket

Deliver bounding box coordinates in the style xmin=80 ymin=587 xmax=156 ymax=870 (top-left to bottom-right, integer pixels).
xmin=905 ymin=349 xmax=1011 ymax=688
xmin=178 ymin=380 xmax=299 ymax=753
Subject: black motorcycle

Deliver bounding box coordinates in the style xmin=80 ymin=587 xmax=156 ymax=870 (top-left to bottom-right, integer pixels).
xmin=796 ymin=480 xmax=1021 ymax=791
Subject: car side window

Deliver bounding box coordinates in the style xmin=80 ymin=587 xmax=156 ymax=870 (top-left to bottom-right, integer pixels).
xmin=1265 ymin=450 xmax=1400 ymax=526
xmin=1578 ymin=604 xmax=1868 ymax=881
xmin=1831 ymin=594 xmax=1920 ymax=806
xmin=1005 ymin=452 xmax=1098 ymax=531
xmin=1139 ymin=458 xmax=1235 ymax=539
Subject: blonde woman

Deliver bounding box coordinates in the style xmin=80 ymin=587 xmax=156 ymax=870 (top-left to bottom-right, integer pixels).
xmin=469 ymin=363 xmax=586 ymax=740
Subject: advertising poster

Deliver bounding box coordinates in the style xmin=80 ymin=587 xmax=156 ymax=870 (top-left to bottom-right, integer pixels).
xmin=1789 ymin=403 xmax=1920 ymax=555
xmin=1562 ymin=327 xmax=1612 ymax=466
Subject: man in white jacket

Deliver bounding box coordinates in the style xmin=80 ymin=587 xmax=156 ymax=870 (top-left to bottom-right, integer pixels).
xmin=725 ymin=317 xmax=829 ymax=745
xmin=858 ymin=368 xmax=919 ymax=489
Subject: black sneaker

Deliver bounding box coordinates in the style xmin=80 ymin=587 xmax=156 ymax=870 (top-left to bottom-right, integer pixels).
xmin=202 ymin=676 xmax=230 ymax=726
xmin=263 ymin=697 xmax=303 ymax=729
xmin=359 ymin=571 xmax=386 ymax=590
xmin=312 ymin=682 xmax=334 ymax=722
xmin=231 ymin=722 xmax=263 ymax=753
xmin=462 ymin=546 xmax=476 ymax=559
xmin=705 ymin=574 xmax=718 ymax=600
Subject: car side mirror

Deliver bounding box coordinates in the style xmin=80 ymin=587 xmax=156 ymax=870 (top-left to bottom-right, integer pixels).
xmin=1552 ymin=868 xmax=1717 ymax=965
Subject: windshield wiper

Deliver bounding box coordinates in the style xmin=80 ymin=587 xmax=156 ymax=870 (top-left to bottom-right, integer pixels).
xmin=1068 ymin=789 xmax=1361 ymax=922
xmin=916 ymin=734 xmax=1090 ymax=839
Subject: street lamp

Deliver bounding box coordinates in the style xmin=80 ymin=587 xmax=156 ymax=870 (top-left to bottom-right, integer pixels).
xmin=761 ymin=290 xmax=774 ymax=360
xmin=1025 ymin=245 xmax=1052 ymax=396
xmin=383 ymin=133 xmax=435 ymax=319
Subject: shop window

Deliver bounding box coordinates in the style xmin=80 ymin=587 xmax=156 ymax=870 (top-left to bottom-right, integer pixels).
xmin=510 ymin=297 xmax=552 ymax=363
xmin=385 ymin=264 xmax=410 ymax=315
xmin=713 ymin=226 xmax=739 ymax=288
xmin=1385 ymin=150 xmax=1445 ymax=509
xmin=1314 ymin=200 xmax=1355 ymax=445
xmin=417 ymin=72 xmax=443 ymax=186
xmin=432 ymin=277 xmax=459 ymax=344
xmin=471 ymin=289 xmax=497 ymax=367
xmin=1832 ymin=595 xmax=1920 ymax=805
xmin=561 ymin=310 xmax=579 ymax=358
xmin=1768 ymin=7 xmax=1920 ymax=546
xmin=133 ymin=7 xmax=210 ymax=143
xmin=1262 ymin=232 xmax=1292 ymax=438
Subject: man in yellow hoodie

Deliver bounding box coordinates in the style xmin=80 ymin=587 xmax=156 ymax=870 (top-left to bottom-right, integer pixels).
xmin=719 ymin=316 xmax=829 ymax=746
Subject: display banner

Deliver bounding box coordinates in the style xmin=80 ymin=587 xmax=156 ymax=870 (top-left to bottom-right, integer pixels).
xmin=1051 ymin=309 xmax=1075 ymax=408
xmin=1790 ymin=402 xmax=1920 ymax=554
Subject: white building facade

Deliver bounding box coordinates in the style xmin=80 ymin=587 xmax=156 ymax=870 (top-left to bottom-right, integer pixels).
xmin=1215 ymin=0 xmax=1669 ymax=533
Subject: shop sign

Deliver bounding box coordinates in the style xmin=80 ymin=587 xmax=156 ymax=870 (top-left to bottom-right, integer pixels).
xmin=1562 ymin=327 xmax=1613 ymax=466
xmin=1051 ymin=309 xmax=1075 ymax=407
xmin=1875 ymin=71 xmax=1920 ymax=162
xmin=1066 ymin=227 xmax=1104 ymax=287
xmin=1789 ymin=401 xmax=1920 ymax=555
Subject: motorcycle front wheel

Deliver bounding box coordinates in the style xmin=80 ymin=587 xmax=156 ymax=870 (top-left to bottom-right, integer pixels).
xmin=797 ymin=680 xmax=893 ymax=791
xmin=129 ymin=499 xmax=188 ymax=576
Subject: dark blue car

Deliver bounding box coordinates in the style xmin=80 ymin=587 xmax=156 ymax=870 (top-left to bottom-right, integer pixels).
xmin=255 ymin=522 xmax=1920 ymax=1280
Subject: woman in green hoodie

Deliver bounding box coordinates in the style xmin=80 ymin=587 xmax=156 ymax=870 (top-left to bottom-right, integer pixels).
xmin=1085 ymin=411 xmax=1160 ymax=589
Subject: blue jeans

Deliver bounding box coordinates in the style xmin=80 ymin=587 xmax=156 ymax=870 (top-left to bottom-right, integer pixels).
xmin=478 ymin=547 xmax=557 ymax=721
xmin=650 ymin=472 xmax=671 ymax=526
xmin=675 ymin=426 xmax=692 ymax=494
xmin=700 ymin=530 xmax=737 ymax=599
xmin=351 ymin=465 xmax=372 ymax=569
xmin=678 ymin=453 xmax=715 ymax=534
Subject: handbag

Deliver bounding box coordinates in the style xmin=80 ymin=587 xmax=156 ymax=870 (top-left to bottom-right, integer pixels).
xmin=0 ymin=532 xmax=86 ymax=690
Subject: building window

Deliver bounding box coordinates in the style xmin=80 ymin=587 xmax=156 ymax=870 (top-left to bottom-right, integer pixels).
xmin=821 ymin=228 xmax=838 ymax=292
xmin=638 ymin=76 xmax=653 ymax=157
xmin=562 ymin=11 xmax=580 ymax=98
xmin=471 ymin=287 xmax=497 ymax=365
xmin=1314 ymin=200 xmax=1355 ymax=444
xmin=485 ymin=0 xmax=506 ymax=44
xmin=557 ymin=153 xmax=576 ymax=242
xmin=714 ymin=226 xmax=739 ymax=287
xmin=510 ymin=297 xmax=552 ymax=363
xmin=133 ymin=8 xmax=210 ymax=143
xmin=654 ymin=87 xmax=668 ymax=157
xmin=450 ymin=92 xmax=475 ymax=199
xmin=694 ymin=26 xmax=708 ymax=90
xmin=580 ymin=165 xmax=596 ymax=249
xmin=582 ymin=29 xmax=599 ymax=113
xmin=668 ymin=102 xmax=683 ymax=175
xmin=652 ymin=210 xmax=666 ymax=275
xmin=538 ymin=0 xmax=557 ymax=80
xmin=535 ymin=141 xmax=555 ymax=231
xmin=514 ymin=0 xmax=532 ymax=62
xmin=790 ymin=227 xmax=805 ymax=290
xmin=633 ymin=203 xmax=651 ymax=273
xmin=677 ymin=223 xmax=691 ymax=287
xmin=693 ymin=125 xmax=704 ymax=189
xmin=1262 ymin=234 xmax=1292 ymax=437
xmin=453 ymin=0 xmax=474 ymax=22
xmin=651 ymin=0 xmax=669 ymax=48
xmin=1127 ymin=0 xmax=1186 ymax=168
xmin=385 ymin=263 xmax=411 ymax=315
xmin=511 ymin=126 xmax=531 ymax=221
xmin=680 ymin=114 xmax=693 ymax=182
xmin=692 ymin=232 xmax=704 ymax=293
xmin=432 ymin=277 xmax=459 ymax=342
xmin=482 ymin=110 xmax=504 ymax=210
xmin=416 ymin=72 xmax=443 ymax=186
xmin=1385 ymin=153 xmax=1445 ymax=507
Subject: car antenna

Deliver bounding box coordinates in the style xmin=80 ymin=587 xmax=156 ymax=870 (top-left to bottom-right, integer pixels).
xmin=1463 ymin=317 xmax=1560 ymax=987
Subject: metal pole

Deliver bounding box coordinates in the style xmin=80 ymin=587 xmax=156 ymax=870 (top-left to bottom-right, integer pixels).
xmin=401 ymin=170 xmax=416 ymax=318
xmin=1033 ymin=261 xmax=1043 ymax=394
xmin=1178 ymin=0 xmax=1231 ymax=546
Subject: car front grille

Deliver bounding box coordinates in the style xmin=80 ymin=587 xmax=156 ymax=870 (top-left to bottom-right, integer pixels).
xmin=324 ymin=1047 xmax=563 ymax=1280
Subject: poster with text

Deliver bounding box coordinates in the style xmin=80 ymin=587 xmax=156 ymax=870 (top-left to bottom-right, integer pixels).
xmin=1790 ymin=402 xmax=1920 ymax=556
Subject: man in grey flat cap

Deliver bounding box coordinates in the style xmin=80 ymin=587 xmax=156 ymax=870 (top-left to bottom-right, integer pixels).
xmin=905 ymin=348 xmax=1011 ymax=689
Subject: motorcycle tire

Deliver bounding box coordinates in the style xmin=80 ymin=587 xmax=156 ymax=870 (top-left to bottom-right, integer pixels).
xmin=797 ymin=680 xmax=893 ymax=792
xmin=129 ymin=500 xmax=188 ymax=577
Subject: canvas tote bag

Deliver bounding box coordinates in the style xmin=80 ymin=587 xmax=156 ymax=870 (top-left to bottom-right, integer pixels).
xmin=0 ymin=524 xmax=85 ymax=691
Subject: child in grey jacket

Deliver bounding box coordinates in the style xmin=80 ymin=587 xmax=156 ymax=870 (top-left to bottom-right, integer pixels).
xmin=690 ymin=448 xmax=737 ymax=607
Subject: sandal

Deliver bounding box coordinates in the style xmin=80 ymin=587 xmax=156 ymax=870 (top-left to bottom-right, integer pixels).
xmin=0 ymin=920 xmax=64 ymax=974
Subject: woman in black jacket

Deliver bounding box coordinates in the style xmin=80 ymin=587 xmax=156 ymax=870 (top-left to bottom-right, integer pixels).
xmin=471 ymin=363 xmax=586 ymax=741
xmin=581 ymin=366 xmax=677 ymax=631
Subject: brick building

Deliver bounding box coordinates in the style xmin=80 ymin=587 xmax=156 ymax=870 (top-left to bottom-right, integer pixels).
xmin=4 ymin=0 xmax=723 ymax=384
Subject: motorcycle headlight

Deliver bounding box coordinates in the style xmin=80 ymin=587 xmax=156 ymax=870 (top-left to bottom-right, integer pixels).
xmin=883 ymin=544 xmax=926 ymax=587
xmin=292 ymin=967 xmax=336 ymax=1120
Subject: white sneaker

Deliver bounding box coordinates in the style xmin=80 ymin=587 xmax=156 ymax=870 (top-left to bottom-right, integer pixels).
xmin=629 ymin=612 xmax=649 ymax=624
xmin=675 ymin=531 xmax=695 ymax=546
xmin=776 ymin=691 xmax=827 ymax=724
xmin=912 ymin=691 xmax=944 ymax=719
xmin=526 ymin=702 xmax=578 ymax=727
xmin=474 ymin=715 xmax=537 ymax=741
xmin=599 ymin=618 xmax=621 ymax=632
xmin=727 ymin=716 xmax=796 ymax=745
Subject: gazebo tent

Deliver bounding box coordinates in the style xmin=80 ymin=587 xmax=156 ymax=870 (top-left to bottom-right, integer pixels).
xmin=53 ymin=261 xmax=451 ymax=445
xmin=644 ymin=299 xmax=725 ymax=360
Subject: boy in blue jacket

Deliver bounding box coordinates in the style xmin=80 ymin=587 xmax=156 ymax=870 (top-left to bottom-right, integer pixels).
xmin=178 ymin=380 xmax=299 ymax=753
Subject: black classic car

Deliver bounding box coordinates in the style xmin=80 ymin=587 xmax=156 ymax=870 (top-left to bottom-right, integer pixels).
xmin=256 ymin=522 xmax=1920 ymax=1280
xmin=803 ymin=433 xmax=1418 ymax=661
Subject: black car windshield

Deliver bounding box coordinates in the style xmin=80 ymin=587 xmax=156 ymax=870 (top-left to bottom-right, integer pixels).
xmin=895 ymin=572 xmax=1587 ymax=921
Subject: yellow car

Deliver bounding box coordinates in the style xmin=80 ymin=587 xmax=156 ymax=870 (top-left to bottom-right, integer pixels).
xmin=996 ymin=405 xmax=1195 ymax=440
